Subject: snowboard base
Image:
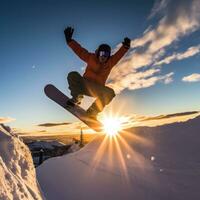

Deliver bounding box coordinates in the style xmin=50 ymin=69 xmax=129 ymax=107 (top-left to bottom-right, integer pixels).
xmin=44 ymin=84 xmax=103 ymax=132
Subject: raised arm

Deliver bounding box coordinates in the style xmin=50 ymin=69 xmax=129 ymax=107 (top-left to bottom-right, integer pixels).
xmin=68 ymin=39 xmax=91 ymax=63
xmin=64 ymin=27 xmax=91 ymax=63
xmin=110 ymin=37 xmax=130 ymax=66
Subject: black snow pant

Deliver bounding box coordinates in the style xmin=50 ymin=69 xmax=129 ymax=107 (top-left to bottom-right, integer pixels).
xmin=67 ymin=71 xmax=115 ymax=113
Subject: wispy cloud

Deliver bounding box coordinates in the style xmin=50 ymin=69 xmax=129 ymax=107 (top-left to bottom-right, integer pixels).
xmin=132 ymin=0 xmax=200 ymax=51
xmin=108 ymin=68 xmax=173 ymax=93
xmin=0 ymin=117 xmax=15 ymax=123
xmin=38 ymin=122 xmax=71 ymax=127
xmin=182 ymin=73 xmax=200 ymax=82
xmin=139 ymin=111 xmax=199 ymax=121
xmin=125 ymin=111 xmax=200 ymax=128
xmin=14 ymin=121 xmax=92 ymax=137
xmin=108 ymin=0 xmax=200 ymax=93
xmin=148 ymin=0 xmax=168 ymax=19
xmin=154 ymin=44 xmax=200 ymax=66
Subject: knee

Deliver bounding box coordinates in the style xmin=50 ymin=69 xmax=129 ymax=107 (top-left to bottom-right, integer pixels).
xmin=67 ymin=71 xmax=81 ymax=81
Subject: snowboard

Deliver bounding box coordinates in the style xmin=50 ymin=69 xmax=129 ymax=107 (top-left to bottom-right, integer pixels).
xmin=44 ymin=84 xmax=103 ymax=132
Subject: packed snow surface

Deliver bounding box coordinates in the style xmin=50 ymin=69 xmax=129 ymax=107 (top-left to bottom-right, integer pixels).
xmin=37 ymin=116 xmax=200 ymax=200
xmin=0 ymin=124 xmax=43 ymax=200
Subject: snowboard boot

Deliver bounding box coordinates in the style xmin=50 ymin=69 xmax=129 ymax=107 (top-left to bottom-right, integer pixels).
xmin=67 ymin=95 xmax=83 ymax=107
xmin=86 ymin=107 xmax=98 ymax=120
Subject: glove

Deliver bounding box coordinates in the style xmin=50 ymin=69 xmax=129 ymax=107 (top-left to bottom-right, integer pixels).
xmin=64 ymin=27 xmax=74 ymax=43
xmin=122 ymin=37 xmax=131 ymax=49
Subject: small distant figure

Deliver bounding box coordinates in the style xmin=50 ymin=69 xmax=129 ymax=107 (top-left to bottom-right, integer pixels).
xmin=64 ymin=27 xmax=130 ymax=119
xmin=39 ymin=149 xmax=44 ymax=165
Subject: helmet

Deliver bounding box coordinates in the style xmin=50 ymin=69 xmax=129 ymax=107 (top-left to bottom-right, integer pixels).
xmin=96 ymin=44 xmax=111 ymax=57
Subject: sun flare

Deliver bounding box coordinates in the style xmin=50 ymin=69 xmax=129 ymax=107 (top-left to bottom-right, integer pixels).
xmin=101 ymin=116 xmax=125 ymax=136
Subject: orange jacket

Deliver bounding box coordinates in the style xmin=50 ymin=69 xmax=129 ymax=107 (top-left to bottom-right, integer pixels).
xmin=68 ymin=39 xmax=129 ymax=85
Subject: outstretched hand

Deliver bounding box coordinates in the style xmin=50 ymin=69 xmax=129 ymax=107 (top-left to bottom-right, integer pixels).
xmin=64 ymin=27 xmax=74 ymax=43
xmin=123 ymin=37 xmax=131 ymax=49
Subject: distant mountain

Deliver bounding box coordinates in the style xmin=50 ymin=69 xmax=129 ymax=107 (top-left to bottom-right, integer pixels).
xmin=27 ymin=140 xmax=65 ymax=151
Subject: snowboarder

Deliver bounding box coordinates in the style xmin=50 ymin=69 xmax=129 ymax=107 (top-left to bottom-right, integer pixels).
xmin=64 ymin=27 xmax=130 ymax=119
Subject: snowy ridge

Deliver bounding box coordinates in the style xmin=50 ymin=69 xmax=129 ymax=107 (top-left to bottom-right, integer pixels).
xmin=0 ymin=124 xmax=43 ymax=200
xmin=37 ymin=116 xmax=200 ymax=200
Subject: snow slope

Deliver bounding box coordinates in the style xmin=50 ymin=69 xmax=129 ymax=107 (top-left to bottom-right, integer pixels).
xmin=0 ymin=124 xmax=43 ymax=200
xmin=37 ymin=116 xmax=200 ymax=200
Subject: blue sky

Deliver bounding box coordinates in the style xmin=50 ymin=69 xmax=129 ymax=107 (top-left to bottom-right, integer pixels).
xmin=1 ymin=0 xmax=200 ymax=129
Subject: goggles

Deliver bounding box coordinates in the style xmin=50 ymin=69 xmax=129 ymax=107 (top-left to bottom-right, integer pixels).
xmin=99 ymin=51 xmax=110 ymax=57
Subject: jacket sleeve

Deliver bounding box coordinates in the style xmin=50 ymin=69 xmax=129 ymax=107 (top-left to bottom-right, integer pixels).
xmin=110 ymin=45 xmax=129 ymax=67
xmin=67 ymin=39 xmax=91 ymax=63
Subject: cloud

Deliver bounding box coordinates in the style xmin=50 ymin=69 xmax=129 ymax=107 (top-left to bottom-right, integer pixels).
xmin=182 ymin=73 xmax=200 ymax=82
xmin=154 ymin=44 xmax=200 ymax=66
xmin=148 ymin=0 xmax=168 ymax=19
xmin=38 ymin=122 xmax=71 ymax=127
xmin=108 ymin=70 xmax=173 ymax=94
xmin=125 ymin=110 xmax=200 ymax=128
xmin=140 ymin=111 xmax=199 ymax=121
xmin=133 ymin=0 xmax=200 ymax=50
xmin=15 ymin=120 xmax=93 ymax=137
xmin=108 ymin=0 xmax=200 ymax=93
xmin=38 ymin=130 xmax=47 ymax=133
xmin=0 ymin=117 xmax=16 ymax=123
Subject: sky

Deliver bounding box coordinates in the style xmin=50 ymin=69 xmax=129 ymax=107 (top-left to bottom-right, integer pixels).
xmin=1 ymin=0 xmax=200 ymax=132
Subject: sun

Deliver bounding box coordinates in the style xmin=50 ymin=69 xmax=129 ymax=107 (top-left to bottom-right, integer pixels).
xmin=101 ymin=116 xmax=124 ymax=136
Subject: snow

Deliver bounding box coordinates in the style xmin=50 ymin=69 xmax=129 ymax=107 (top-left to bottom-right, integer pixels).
xmin=37 ymin=116 xmax=200 ymax=200
xmin=1 ymin=115 xmax=199 ymax=199
xmin=67 ymin=142 xmax=81 ymax=153
xmin=0 ymin=124 xmax=43 ymax=200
